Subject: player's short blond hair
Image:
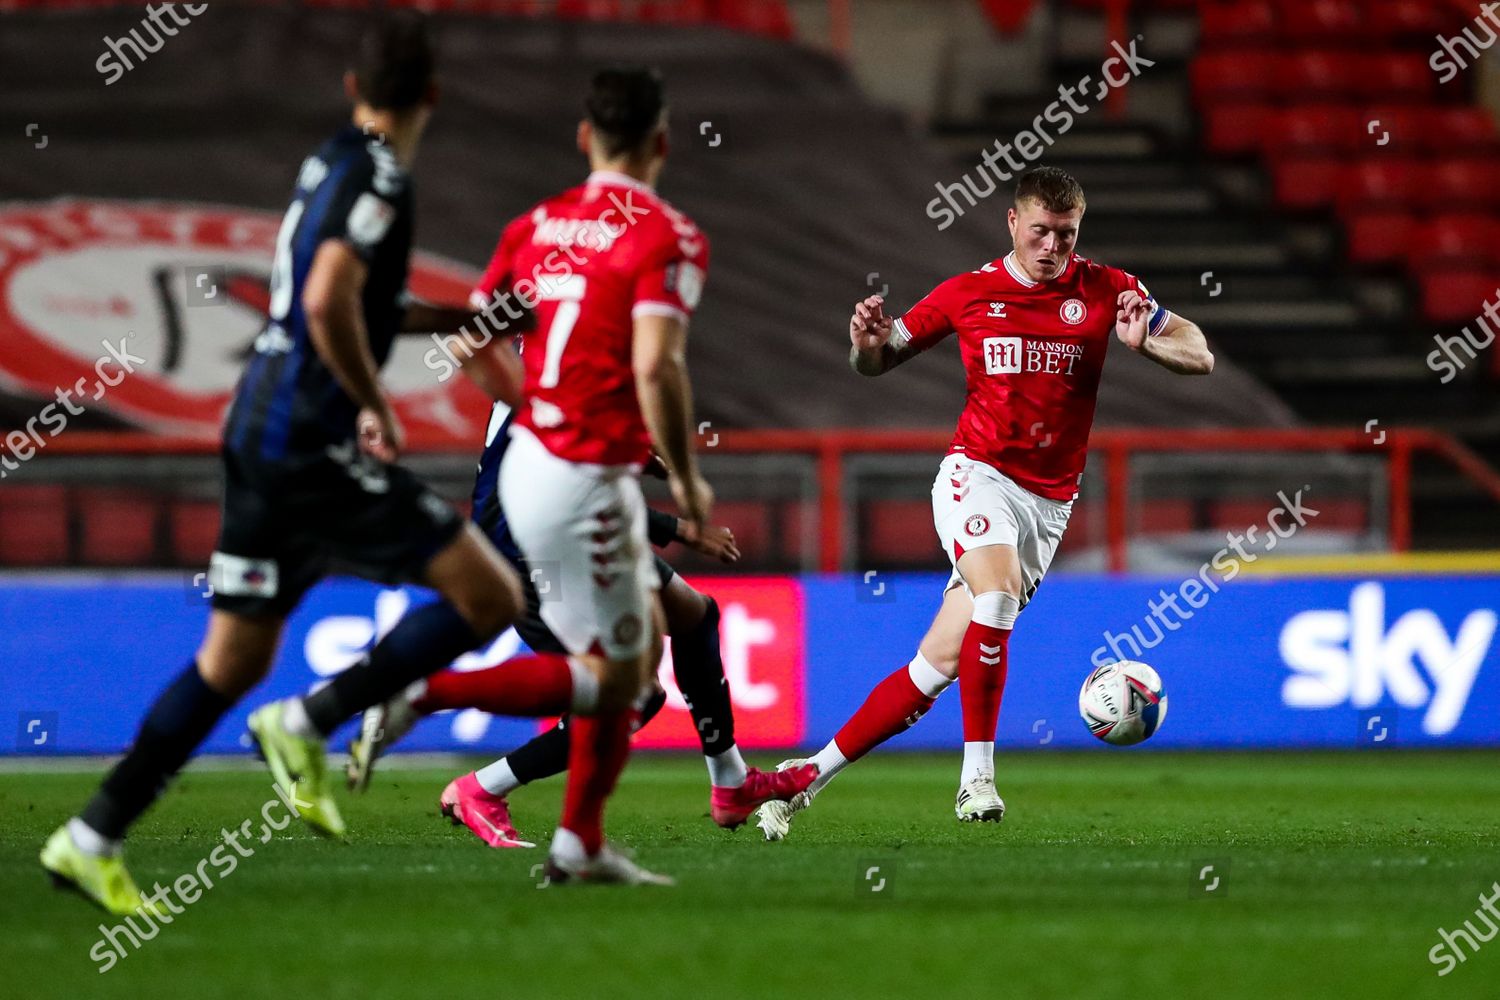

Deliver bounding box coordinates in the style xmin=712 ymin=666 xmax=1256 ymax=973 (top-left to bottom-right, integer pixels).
xmin=1015 ymin=167 xmax=1086 ymax=214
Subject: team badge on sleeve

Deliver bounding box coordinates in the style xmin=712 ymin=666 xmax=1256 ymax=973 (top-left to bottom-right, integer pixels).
xmin=665 ymin=261 xmax=706 ymax=310
xmin=965 ymin=514 xmax=991 ymax=537
xmin=347 ymin=193 xmax=396 ymax=249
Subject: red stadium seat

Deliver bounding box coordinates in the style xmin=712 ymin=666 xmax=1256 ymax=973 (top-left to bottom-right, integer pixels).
xmin=1345 ymin=209 xmax=1416 ymax=267
xmin=1192 ymin=52 xmax=1278 ymax=105
xmin=1276 ymin=0 xmax=1360 ymax=42
xmin=169 ymin=499 xmax=220 ymax=566
xmin=1346 ymin=209 xmax=1418 ymax=265
xmin=1261 ymin=104 xmax=1363 ymax=157
xmin=861 ymin=499 xmax=940 ymax=564
xmin=1335 ymin=158 xmax=1422 ymax=213
xmin=1199 ymin=0 xmax=1275 ymax=45
xmin=1420 ymin=214 xmax=1500 ymax=266
xmin=556 ymin=0 xmax=623 ymax=20
xmin=1271 ymin=156 xmax=1345 ymax=210
xmin=0 ymin=485 xmax=71 ymax=566
xmin=1420 ymin=159 xmax=1500 ymax=210
xmin=78 ymin=491 xmax=159 ymax=566
xmin=1419 ymin=108 xmax=1499 ymax=153
xmin=1368 ymin=0 xmax=1464 ymax=40
xmin=1418 ymin=269 xmax=1500 ymax=325
xmin=1359 ymin=104 xmax=1424 ymax=152
xmin=1299 ymin=499 xmax=1366 ymax=530
xmin=1137 ymin=499 xmax=1195 ymax=535
xmin=1359 ymin=53 xmax=1438 ymax=101
xmin=1277 ymin=51 xmax=1362 ymax=99
xmin=1203 ymin=103 xmax=1273 ymax=157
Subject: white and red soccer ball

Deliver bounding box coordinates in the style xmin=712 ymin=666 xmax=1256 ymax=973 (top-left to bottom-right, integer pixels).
xmin=1078 ymin=660 xmax=1167 ymax=746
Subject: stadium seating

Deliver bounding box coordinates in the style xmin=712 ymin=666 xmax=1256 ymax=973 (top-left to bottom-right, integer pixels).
xmin=78 ymin=491 xmax=158 ymax=566
xmin=0 ymin=486 xmax=70 ymax=566
xmin=1189 ymin=0 xmax=1499 ymax=328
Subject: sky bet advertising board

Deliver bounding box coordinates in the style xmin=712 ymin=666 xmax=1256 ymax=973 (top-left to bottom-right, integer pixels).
xmin=2 ymin=572 xmax=1497 ymax=755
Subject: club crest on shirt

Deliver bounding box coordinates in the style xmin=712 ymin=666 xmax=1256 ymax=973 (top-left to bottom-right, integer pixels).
xmin=964 ymin=514 xmax=991 ymax=537
xmin=1060 ymin=298 xmax=1087 ymax=325
xmin=613 ymin=613 xmax=644 ymax=648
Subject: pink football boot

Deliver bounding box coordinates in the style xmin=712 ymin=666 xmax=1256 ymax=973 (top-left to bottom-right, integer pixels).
xmin=439 ymin=772 xmax=535 ymax=849
xmin=710 ymin=764 xmax=819 ymax=829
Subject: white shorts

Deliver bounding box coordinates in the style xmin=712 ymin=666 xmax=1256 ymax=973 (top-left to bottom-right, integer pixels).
xmin=498 ymin=426 xmax=659 ymax=659
xmin=931 ymin=453 xmax=1072 ymax=611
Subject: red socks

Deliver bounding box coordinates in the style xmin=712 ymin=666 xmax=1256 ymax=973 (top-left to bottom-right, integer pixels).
xmin=959 ymin=612 xmax=1012 ymax=742
xmin=414 ymin=653 xmax=574 ymax=717
xmin=833 ymin=665 xmax=937 ymax=762
xmin=559 ymin=709 xmax=636 ymax=855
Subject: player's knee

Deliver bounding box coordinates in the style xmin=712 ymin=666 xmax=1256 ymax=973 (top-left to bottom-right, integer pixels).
xmin=689 ymin=595 xmax=720 ymax=641
xmin=450 ymin=582 xmax=520 ymax=640
xmin=972 ymin=590 xmax=1021 ymax=629
xmin=662 ymin=586 xmax=710 ymax=636
xmin=197 ymin=647 xmax=274 ymax=699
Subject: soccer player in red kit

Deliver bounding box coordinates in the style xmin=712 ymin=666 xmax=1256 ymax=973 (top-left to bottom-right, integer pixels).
xmin=757 ymin=167 xmax=1214 ymax=838
xmin=477 ymin=67 xmax=717 ymax=882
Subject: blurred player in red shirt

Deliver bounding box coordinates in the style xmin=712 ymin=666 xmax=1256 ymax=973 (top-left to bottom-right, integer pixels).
xmin=758 ymin=167 xmax=1214 ymax=838
xmin=471 ymin=67 xmax=714 ymax=883
xmin=398 ymin=67 xmax=736 ymax=884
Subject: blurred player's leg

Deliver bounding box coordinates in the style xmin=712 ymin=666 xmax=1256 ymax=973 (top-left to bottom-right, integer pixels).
xmin=43 ymin=612 xmax=282 ymax=914
xmin=756 ymin=586 xmax=967 ymax=841
xmin=290 ymin=524 xmax=524 ymax=737
xmin=250 ymin=524 xmax=533 ymax=836
xmin=660 ymin=579 xmax=817 ymax=827
xmin=499 ymin=429 xmax=670 ymax=884
xmin=441 ymin=687 xmax=668 ymax=849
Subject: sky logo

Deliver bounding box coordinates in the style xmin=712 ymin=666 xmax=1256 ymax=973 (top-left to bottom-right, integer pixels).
xmin=1280 ymin=582 xmax=1497 ymax=736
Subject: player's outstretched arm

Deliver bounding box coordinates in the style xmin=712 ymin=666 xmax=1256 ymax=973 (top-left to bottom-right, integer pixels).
xmin=634 ymin=312 xmax=714 ymax=531
xmin=1115 ymin=291 xmax=1214 ymax=375
xmin=303 ymin=239 xmax=404 ymax=458
xmin=848 ymin=295 xmax=917 ymax=376
xmin=399 ymin=300 xmax=481 ymax=335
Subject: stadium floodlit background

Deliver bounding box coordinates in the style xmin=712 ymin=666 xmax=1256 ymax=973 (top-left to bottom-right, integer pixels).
xmin=2 ymin=2 xmax=1498 ymax=998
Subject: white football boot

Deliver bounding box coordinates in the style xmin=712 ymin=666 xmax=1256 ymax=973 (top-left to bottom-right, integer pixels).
xmin=345 ymin=686 xmax=421 ymax=792
xmin=954 ymin=771 xmax=1006 ymax=823
xmin=754 ymin=758 xmax=820 ymax=841
xmin=545 ymin=843 xmax=675 ymax=886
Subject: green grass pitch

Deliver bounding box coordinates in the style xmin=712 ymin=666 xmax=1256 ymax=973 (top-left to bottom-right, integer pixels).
xmin=2 ymin=751 xmax=1498 ymax=999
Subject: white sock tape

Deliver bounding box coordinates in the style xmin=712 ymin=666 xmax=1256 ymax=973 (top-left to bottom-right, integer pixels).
xmin=972 ymin=591 xmax=1019 ymax=630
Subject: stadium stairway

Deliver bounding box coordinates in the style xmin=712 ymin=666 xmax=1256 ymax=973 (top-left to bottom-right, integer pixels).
xmin=927 ymin=0 xmax=1500 ymax=548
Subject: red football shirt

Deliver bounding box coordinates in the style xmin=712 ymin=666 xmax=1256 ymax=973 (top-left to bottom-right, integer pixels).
xmin=472 ymin=171 xmax=710 ymax=466
xmin=893 ymin=252 xmax=1170 ymax=501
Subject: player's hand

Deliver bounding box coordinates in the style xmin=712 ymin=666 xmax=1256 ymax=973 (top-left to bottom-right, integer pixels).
xmin=849 ymin=295 xmax=894 ymax=352
xmin=678 ymin=520 xmax=740 ymax=564
xmin=644 ymin=452 xmax=670 ymax=480
xmin=669 ymin=470 xmax=715 ymax=536
xmin=357 ymin=405 xmax=404 ymax=462
xmin=1115 ymin=289 xmax=1151 ymax=351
